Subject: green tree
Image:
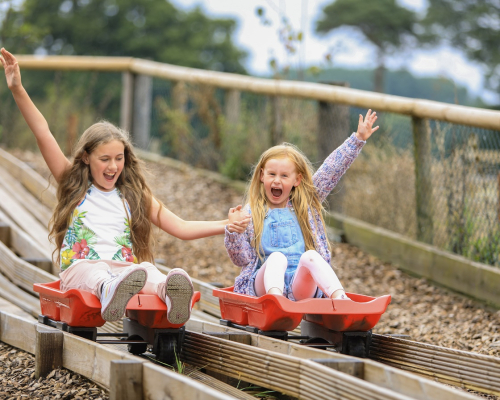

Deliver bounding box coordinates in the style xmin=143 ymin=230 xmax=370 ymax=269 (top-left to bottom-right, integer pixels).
xmin=315 ymin=0 xmax=417 ymax=93
xmin=419 ymin=0 xmax=500 ymax=97
xmin=0 ymin=0 xmax=247 ymax=73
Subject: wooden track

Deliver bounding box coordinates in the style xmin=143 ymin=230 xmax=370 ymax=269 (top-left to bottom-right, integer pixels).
xmin=370 ymin=334 xmax=500 ymax=396
xmin=0 ymin=150 xmax=497 ymax=399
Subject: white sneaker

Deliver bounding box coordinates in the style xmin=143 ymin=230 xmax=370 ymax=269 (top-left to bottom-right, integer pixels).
xmin=100 ymin=267 xmax=147 ymax=322
xmin=164 ymin=269 xmax=193 ymax=325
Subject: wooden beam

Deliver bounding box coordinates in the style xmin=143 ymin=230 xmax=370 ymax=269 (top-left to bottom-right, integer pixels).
xmin=110 ymin=360 xmax=144 ymax=400
xmin=0 ymin=147 xmax=56 ymax=210
xmin=21 ymin=258 xmax=53 ymax=273
xmin=35 ymin=324 xmax=64 ymax=378
xmin=0 ymin=222 xmax=10 ymax=247
xmin=0 ymin=209 xmax=52 ymax=260
xmin=0 ymin=272 xmax=41 ymax=317
xmin=13 ymin=55 xmax=500 ymax=131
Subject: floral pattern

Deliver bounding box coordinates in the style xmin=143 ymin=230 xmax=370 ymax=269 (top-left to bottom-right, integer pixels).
xmin=60 ymin=187 xmax=137 ymax=270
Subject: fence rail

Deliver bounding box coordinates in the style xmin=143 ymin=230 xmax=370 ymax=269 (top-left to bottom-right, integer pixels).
xmin=4 ymin=55 xmax=500 ymax=269
xmin=15 ymin=55 xmax=500 ymax=130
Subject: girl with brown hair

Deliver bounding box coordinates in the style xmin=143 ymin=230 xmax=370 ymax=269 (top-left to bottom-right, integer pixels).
xmin=1 ymin=48 xmax=249 ymax=323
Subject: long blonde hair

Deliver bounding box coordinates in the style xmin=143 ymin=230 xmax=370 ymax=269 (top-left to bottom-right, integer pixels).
xmin=245 ymin=143 xmax=329 ymax=259
xmin=49 ymin=121 xmax=156 ymax=265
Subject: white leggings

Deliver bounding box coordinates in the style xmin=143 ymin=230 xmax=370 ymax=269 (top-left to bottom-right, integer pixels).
xmin=254 ymin=250 xmax=344 ymax=300
xmin=59 ymin=260 xmax=169 ymax=302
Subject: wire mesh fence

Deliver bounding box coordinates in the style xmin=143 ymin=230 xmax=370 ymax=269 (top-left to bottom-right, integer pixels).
xmin=1 ymin=69 xmax=499 ymax=267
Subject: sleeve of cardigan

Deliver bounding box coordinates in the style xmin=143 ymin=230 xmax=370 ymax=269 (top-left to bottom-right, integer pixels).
xmin=224 ymin=225 xmax=258 ymax=268
xmin=313 ymin=133 xmax=365 ymax=203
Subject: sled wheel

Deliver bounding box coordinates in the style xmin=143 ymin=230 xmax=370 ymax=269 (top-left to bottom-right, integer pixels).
xmin=156 ymin=334 xmax=178 ymax=366
xmin=127 ymin=335 xmax=148 ymax=355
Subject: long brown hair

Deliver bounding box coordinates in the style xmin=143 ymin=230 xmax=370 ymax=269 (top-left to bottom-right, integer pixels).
xmin=49 ymin=121 xmax=156 ymax=264
xmin=245 ymin=143 xmax=329 ymax=259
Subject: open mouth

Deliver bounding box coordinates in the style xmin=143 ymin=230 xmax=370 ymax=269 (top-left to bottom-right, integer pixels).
xmin=271 ymin=188 xmax=282 ymax=198
xmin=104 ymin=173 xmax=116 ymax=182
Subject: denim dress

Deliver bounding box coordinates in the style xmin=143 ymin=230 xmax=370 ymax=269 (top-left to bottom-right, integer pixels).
xmin=250 ymin=207 xmax=321 ymax=300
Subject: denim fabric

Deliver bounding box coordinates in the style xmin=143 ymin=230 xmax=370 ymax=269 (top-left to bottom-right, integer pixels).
xmin=249 ymin=208 xmax=306 ymax=299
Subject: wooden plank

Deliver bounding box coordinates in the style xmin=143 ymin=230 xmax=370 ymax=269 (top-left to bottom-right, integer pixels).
xmin=0 ymin=239 xmax=56 ymax=293
xmin=110 ymin=360 xmax=144 ymax=400
xmin=0 ymin=297 xmax=36 ymax=319
xmin=0 ymin=222 xmax=10 ymax=247
xmin=0 ymin=209 xmax=52 ymax=260
xmin=188 ymin=320 xmax=479 ymax=400
xmin=0 ymin=271 xmax=41 ymax=316
xmin=143 ymin=363 xmax=238 ymax=400
xmin=0 ymin=147 xmax=56 ymax=209
xmin=311 ymin=358 xmax=364 ymax=379
xmin=35 ymin=324 xmax=64 ymax=378
xmin=0 ymin=164 xmax=52 ymax=226
xmin=15 ymin=55 xmax=500 ymax=131
xmin=21 ymin=258 xmax=53 ymax=273
xmin=0 ymin=184 xmax=51 ymax=254
xmin=0 ymin=310 xmax=37 ymax=354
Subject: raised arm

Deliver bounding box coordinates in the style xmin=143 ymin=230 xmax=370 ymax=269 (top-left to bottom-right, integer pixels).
xmin=314 ymin=109 xmax=379 ymax=202
xmin=1 ymin=48 xmax=70 ymax=182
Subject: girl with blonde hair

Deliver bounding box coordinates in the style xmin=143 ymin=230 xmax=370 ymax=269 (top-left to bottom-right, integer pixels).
xmin=225 ymin=110 xmax=378 ymax=300
xmin=1 ymin=48 xmax=249 ymax=323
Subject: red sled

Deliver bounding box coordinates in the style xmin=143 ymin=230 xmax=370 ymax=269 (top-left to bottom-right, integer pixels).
xmin=212 ymin=286 xmax=391 ymax=332
xmin=33 ymin=280 xmax=200 ymax=329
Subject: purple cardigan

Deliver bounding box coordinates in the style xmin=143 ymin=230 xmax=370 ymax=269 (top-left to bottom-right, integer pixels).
xmin=225 ymin=133 xmax=365 ymax=295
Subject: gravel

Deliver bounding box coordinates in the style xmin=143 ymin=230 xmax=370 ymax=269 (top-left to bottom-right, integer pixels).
xmin=3 ymin=148 xmax=500 ymax=399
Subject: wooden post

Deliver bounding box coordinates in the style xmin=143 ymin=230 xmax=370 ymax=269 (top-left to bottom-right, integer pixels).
xmin=35 ymin=325 xmax=63 ymax=379
xmin=0 ymin=222 xmax=11 ymax=247
xmin=224 ymin=89 xmax=240 ymax=127
xmin=172 ymin=81 xmax=188 ymax=112
xmin=110 ymin=360 xmax=144 ymax=400
xmin=413 ymin=116 xmax=434 ymax=244
xmin=317 ymin=82 xmax=350 ymax=163
xmin=132 ymin=74 xmax=152 ymax=150
xmin=270 ymin=96 xmax=283 ymax=146
xmin=66 ymin=113 xmax=78 ymax=156
xmin=120 ymin=71 xmax=134 ymax=133
xmin=318 ymin=82 xmax=350 ymax=214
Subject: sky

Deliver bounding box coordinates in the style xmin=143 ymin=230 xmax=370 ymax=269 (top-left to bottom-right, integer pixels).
xmin=170 ymin=0 xmax=498 ymax=104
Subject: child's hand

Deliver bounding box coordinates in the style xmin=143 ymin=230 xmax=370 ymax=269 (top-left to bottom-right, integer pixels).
xmin=227 ymin=205 xmax=251 ymax=234
xmin=355 ymin=109 xmax=379 ymax=141
xmin=0 ymin=48 xmax=22 ymax=91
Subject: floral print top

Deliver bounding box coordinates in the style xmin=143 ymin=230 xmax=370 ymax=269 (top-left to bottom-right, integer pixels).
xmin=225 ymin=133 xmax=366 ymax=295
xmin=60 ymin=185 xmax=137 ymax=271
